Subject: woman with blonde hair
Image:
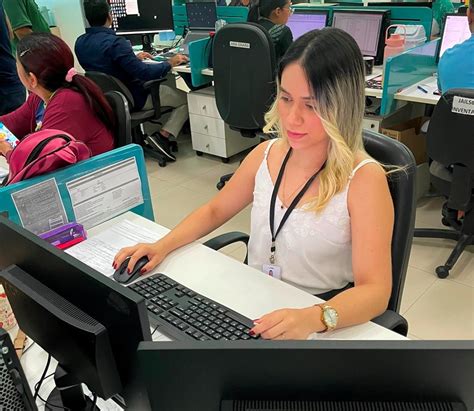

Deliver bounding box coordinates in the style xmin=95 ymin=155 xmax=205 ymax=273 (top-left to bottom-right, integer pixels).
xmin=114 ymin=28 xmax=394 ymax=340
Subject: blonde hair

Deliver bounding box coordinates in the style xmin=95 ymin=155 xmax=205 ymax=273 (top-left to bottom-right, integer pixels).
xmin=263 ymin=28 xmax=370 ymax=213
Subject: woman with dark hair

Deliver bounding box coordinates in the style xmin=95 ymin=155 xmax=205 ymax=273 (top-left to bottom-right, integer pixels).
xmin=247 ymin=0 xmax=293 ymax=62
xmin=113 ymin=29 xmax=395 ymax=340
xmin=0 ymin=32 xmax=115 ymax=157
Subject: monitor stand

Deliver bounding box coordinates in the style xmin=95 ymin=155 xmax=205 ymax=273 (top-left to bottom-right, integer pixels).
xmin=46 ymin=365 xmax=99 ymax=411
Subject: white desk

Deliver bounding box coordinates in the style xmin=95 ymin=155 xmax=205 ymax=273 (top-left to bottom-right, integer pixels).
xmin=395 ymin=76 xmax=440 ymax=105
xmin=18 ymin=211 xmax=405 ymax=409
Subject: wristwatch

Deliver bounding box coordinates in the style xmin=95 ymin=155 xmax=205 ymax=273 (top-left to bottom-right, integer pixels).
xmin=318 ymin=304 xmax=339 ymax=333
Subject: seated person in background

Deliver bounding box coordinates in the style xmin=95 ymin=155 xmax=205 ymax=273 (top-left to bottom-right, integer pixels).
xmin=114 ymin=28 xmax=394 ymax=340
xmin=0 ymin=32 xmax=115 ymax=157
xmin=0 ymin=0 xmax=25 ymax=115
xmin=438 ymin=1 xmax=474 ymax=92
xmin=76 ymin=0 xmax=189 ymax=162
xmin=247 ymin=0 xmax=293 ymax=62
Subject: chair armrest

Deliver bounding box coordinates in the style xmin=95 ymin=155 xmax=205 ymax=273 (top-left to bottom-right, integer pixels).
xmin=371 ymin=310 xmax=408 ymax=337
xmin=203 ymin=232 xmax=250 ymax=264
xmin=143 ymin=78 xmax=167 ymax=119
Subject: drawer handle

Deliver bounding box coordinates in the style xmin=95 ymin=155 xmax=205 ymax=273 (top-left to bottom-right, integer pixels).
xmin=204 ymin=125 xmax=209 ymax=130
xmin=205 ymin=143 xmax=210 ymax=149
xmin=202 ymin=105 xmax=207 ymax=110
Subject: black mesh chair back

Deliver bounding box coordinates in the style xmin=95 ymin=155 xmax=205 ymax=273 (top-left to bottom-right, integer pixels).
xmin=86 ymin=71 xmax=136 ymax=111
xmin=104 ymin=91 xmax=132 ymax=148
xmin=363 ymin=130 xmax=417 ymax=313
xmin=213 ymin=23 xmax=276 ymax=136
xmin=427 ymin=89 xmax=474 ymax=210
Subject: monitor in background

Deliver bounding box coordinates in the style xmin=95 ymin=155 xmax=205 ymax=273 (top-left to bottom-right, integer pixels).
xmin=0 ymin=216 xmax=151 ymax=409
xmin=439 ymin=14 xmax=471 ymax=59
xmin=137 ymin=340 xmax=474 ymax=411
xmin=186 ymin=2 xmax=218 ymax=31
xmin=110 ymin=0 xmax=174 ymax=51
xmin=332 ymin=10 xmax=390 ymax=65
xmin=286 ymin=10 xmax=328 ymax=40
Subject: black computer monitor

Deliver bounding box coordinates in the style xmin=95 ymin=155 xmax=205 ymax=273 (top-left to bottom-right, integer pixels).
xmin=137 ymin=340 xmax=474 ymax=411
xmin=110 ymin=0 xmax=174 ymax=51
xmin=438 ymin=14 xmax=471 ymax=60
xmin=286 ymin=10 xmax=328 ymax=40
xmin=0 ymin=216 xmax=151 ymax=409
xmin=185 ymin=2 xmax=218 ymax=31
xmin=331 ymin=10 xmax=390 ymax=65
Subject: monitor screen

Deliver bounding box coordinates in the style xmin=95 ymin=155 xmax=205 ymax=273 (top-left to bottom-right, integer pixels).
xmin=439 ymin=15 xmax=471 ymax=58
xmin=286 ymin=11 xmax=327 ymax=40
xmin=186 ymin=2 xmax=218 ymax=30
xmin=110 ymin=0 xmax=173 ymax=33
xmin=332 ymin=11 xmax=384 ymax=57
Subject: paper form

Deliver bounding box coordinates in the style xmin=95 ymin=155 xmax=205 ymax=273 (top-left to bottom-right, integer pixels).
xmin=66 ymin=220 xmax=163 ymax=277
xmin=11 ymin=178 xmax=67 ymax=235
xmin=125 ymin=0 xmax=139 ymax=15
xmin=66 ymin=158 xmax=144 ymax=229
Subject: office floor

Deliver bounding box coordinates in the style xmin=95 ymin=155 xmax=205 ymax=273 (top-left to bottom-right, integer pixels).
xmin=145 ymin=138 xmax=474 ymax=341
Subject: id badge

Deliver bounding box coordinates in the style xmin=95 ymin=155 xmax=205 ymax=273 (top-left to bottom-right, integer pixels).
xmin=262 ymin=264 xmax=282 ymax=280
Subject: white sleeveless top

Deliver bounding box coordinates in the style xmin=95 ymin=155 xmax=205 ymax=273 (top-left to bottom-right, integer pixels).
xmin=247 ymin=139 xmax=378 ymax=295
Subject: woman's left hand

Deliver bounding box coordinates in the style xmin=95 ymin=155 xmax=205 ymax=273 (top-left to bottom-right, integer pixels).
xmin=0 ymin=140 xmax=12 ymax=157
xmin=250 ymin=306 xmax=323 ymax=340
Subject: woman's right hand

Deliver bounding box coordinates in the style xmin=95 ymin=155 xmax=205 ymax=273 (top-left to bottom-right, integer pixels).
xmin=113 ymin=241 xmax=169 ymax=275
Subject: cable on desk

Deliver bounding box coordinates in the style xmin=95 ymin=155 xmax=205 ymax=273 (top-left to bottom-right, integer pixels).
xmin=22 ymin=340 xmax=36 ymax=355
xmin=90 ymin=392 xmax=98 ymax=410
xmin=34 ymin=353 xmax=51 ymax=400
xmin=151 ymin=323 xmax=160 ymax=336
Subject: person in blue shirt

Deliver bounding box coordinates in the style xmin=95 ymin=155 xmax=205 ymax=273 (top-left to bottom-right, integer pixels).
xmin=438 ymin=3 xmax=474 ymax=93
xmin=0 ymin=0 xmax=25 ymax=115
xmin=75 ymin=0 xmax=189 ymax=161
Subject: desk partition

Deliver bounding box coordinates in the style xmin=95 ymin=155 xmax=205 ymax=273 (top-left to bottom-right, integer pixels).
xmin=0 ymin=144 xmax=153 ymax=234
xmin=381 ymin=39 xmax=439 ymax=115
xmin=188 ymin=37 xmax=213 ymax=87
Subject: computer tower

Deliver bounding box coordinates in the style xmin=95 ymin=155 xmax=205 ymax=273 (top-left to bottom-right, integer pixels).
xmin=0 ymin=328 xmax=37 ymax=410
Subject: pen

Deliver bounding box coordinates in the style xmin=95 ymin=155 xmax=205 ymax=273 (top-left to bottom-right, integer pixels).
xmin=417 ymin=85 xmax=429 ymax=94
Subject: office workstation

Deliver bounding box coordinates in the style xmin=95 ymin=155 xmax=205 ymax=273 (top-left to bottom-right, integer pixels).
xmin=0 ymin=0 xmax=473 ymax=409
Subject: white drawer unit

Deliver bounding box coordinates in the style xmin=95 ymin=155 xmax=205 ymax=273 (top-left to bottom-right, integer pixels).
xmin=363 ymin=116 xmax=382 ymax=132
xmin=187 ymin=87 xmax=257 ymax=162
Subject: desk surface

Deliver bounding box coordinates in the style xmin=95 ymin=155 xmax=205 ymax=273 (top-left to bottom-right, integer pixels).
xmin=395 ymin=75 xmax=440 ymax=105
xmin=18 ymin=211 xmax=405 ymax=408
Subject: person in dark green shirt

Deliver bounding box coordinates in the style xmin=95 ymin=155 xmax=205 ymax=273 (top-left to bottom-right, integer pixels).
xmin=3 ymin=0 xmax=50 ymax=55
xmin=247 ymin=0 xmax=293 ymax=62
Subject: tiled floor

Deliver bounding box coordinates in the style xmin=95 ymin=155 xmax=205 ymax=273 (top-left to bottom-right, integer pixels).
xmin=146 ymin=137 xmax=474 ymax=340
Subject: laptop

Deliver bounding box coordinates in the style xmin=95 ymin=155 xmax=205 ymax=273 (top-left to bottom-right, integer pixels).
xmin=181 ymin=2 xmax=218 ymax=55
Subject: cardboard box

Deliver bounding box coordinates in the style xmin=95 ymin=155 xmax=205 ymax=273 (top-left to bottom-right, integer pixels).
xmin=381 ymin=117 xmax=428 ymax=165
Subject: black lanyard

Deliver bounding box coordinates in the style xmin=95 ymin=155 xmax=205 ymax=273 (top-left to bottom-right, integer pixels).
xmin=269 ymin=148 xmax=326 ymax=264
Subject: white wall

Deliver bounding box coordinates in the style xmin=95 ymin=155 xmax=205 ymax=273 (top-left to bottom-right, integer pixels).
xmin=37 ymin=0 xmax=87 ymax=70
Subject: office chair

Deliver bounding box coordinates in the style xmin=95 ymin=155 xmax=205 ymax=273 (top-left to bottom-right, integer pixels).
xmin=86 ymin=71 xmax=175 ymax=167
xmin=104 ymin=91 xmax=132 ymax=148
xmin=414 ymin=89 xmax=474 ymax=278
xmin=212 ymin=23 xmax=277 ymax=190
xmin=204 ymin=131 xmax=417 ymax=336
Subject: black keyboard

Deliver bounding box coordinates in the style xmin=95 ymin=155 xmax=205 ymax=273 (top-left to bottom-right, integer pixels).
xmin=129 ymin=273 xmax=260 ymax=341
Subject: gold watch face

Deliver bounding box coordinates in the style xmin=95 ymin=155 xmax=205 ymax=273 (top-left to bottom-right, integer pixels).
xmin=323 ymin=307 xmax=338 ymax=328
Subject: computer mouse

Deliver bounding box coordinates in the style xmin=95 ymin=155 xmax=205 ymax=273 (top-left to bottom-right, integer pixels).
xmin=113 ymin=256 xmax=149 ymax=285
